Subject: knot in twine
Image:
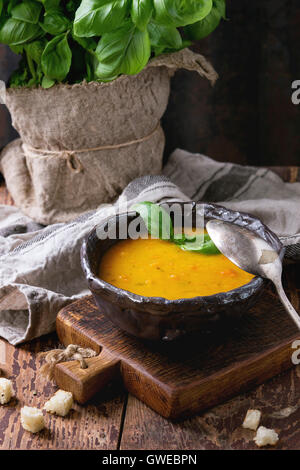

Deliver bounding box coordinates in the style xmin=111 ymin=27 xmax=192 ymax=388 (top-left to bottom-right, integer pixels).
xmin=39 ymin=344 xmax=97 ymax=380
xmin=22 ymin=122 xmax=160 ymax=174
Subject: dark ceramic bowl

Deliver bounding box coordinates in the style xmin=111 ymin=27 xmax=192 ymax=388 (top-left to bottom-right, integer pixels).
xmin=81 ymin=202 xmax=284 ymax=342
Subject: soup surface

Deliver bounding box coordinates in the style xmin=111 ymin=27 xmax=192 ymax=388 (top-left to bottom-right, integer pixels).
xmin=99 ymin=236 xmax=254 ymax=300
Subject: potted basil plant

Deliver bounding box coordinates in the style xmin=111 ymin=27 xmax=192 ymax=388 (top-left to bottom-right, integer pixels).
xmin=0 ymin=0 xmax=225 ymax=224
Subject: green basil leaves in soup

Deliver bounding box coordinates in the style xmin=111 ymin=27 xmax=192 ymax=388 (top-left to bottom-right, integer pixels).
xmin=132 ymin=201 xmax=220 ymax=255
xmin=131 ymin=201 xmax=174 ymax=241
xmin=180 ymin=233 xmax=220 ymax=254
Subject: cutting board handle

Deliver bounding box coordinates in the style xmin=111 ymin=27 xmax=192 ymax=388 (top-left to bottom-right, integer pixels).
xmin=54 ymin=348 xmax=120 ymax=404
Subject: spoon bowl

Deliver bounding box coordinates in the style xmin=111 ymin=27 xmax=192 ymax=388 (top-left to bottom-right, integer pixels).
xmin=206 ymin=219 xmax=300 ymax=330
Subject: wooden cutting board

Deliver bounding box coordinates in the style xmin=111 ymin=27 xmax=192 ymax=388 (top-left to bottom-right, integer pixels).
xmin=55 ymin=280 xmax=300 ymax=420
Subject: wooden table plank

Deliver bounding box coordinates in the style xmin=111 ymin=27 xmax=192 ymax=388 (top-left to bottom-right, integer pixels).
xmin=0 ymin=336 xmax=126 ymax=450
xmin=120 ymin=366 xmax=300 ymax=450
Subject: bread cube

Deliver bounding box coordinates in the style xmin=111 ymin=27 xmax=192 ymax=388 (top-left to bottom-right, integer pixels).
xmin=242 ymin=409 xmax=261 ymax=431
xmin=0 ymin=378 xmax=13 ymax=404
xmin=44 ymin=389 xmax=73 ymax=417
xmin=254 ymin=426 xmax=279 ymax=447
xmin=21 ymin=406 xmax=45 ymax=433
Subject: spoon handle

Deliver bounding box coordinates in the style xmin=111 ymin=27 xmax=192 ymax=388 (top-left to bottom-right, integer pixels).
xmin=273 ymin=280 xmax=300 ymax=330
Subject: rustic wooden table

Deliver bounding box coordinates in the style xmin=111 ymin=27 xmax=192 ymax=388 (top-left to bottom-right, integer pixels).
xmin=1 ymin=173 xmax=300 ymax=451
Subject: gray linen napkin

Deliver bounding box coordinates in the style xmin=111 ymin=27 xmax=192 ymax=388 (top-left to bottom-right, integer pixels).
xmin=1 ymin=149 xmax=300 ymax=345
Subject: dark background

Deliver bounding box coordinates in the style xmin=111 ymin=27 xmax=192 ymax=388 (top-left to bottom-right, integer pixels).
xmin=0 ymin=0 xmax=299 ymax=167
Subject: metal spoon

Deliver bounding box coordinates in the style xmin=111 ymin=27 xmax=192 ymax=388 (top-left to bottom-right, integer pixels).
xmin=206 ymin=219 xmax=300 ymax=330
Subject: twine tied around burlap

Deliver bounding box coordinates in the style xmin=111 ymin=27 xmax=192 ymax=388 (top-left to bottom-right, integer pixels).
xmin=22 ymin=122 xmax=161 ymax=174
xmin=39 ymin=344 xmax=97 ymax=380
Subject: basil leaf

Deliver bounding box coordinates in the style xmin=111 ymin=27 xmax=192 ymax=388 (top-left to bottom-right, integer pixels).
xmin=95 ymin=21 xmax=150 ymax=80
xmin=184 ymin=0 xmax=225 ymax=40
xmin=41 ymin=75 xmax=55 ymax=88
xmin=11 ymin=1 xmax=42 ymax=24
xmin=74 ymin=0 xmax=128 ymax=38
xmin=131 ymin=202 xmax=220 ymax=255
xmin=25 ymin=39 xmax=46 ymax=64
xmin=10 ymin=44 xmax=24 ymax=55
xmin=173 ymin=231 xmax=207 ymax=246
xmin=0 ymin=18 xmax=41 ymax=45
xmin=153 ymin=0 xmax=213 ymax=27
xmin=180 ymin=234 xmax=220 ymax=254
xmin=131 ymin=201 xmax=174 ymax=240
xmin=72 ymin=29 xmax=97 ymax=50
xmin=131 ymin=0 xmax=153 ymax=31
xmin=40 ymin=9 xmax=71 ymax=35
xmin=148 ymin=22 xmax=182 ymax=52
xmin=41 ymin=33 xmax=72 ymax=81
xmin=36 ymin=0 xmax=61 ymax=11
xmin=214 ymin=0 xmax=226 ymax=19
xmin=3 ymin=0 xmax=224 ymax=88
xmin=173 ymin=234 xmax=188 ymax=245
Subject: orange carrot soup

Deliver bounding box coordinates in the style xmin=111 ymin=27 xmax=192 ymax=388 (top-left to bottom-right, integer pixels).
xmin=99 ymin=236 xmax=254 ymax=300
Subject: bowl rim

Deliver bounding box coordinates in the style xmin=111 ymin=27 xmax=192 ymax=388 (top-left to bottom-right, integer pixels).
xmin=81 ymin=202 xmax=284 ymax=309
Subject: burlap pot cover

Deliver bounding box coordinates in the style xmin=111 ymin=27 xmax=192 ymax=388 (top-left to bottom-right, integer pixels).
xmin=0 ymin=49 xmax=217 ymax=224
